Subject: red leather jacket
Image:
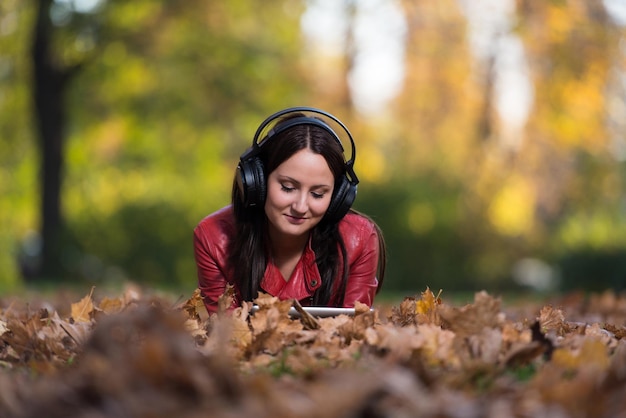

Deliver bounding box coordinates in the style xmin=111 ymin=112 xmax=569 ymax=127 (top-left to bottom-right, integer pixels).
xmin=194 ymin=205 xmax=380 ymax=314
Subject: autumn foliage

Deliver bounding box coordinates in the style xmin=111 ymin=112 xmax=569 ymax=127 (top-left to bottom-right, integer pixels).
xmin=1 ymin=286 xmax=626 ymax=417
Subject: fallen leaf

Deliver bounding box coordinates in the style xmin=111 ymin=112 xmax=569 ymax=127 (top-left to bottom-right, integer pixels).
xmin=552 ymin=338 xmax=610 ymax=372
xmin=230 ymin=307 xmax=253 ymax=351
xmin=417 ymin=323 xmax=459 ymax=367
xmin=180 ymin=288 xmax=205 ymax=320
xmin=502 ymin=341 xmax=545 ymax=367
xmin=439 ymin=291 xmax=503 ymax=337
xmin=391 ymin=297 xmax=419 ymax=327
xmin=217 ymin=285 xmax=236 ymax=314
xmin=70 ymin=287 xmax=95 ymax=323
xmin=292 ymin=299 xmax=320 ymax=330
xmin=538 ymin=305 xmax=567 ymax=336
xmin=416 ymin=287 xmax=442 ymax=315
xmin=466 ymin=326 xmax=502 ymax=364
xmin=98 ymin=296 xmax=124 ymax=315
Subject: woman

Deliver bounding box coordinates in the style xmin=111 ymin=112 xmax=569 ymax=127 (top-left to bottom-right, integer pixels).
xmin=194 ymin=107 xmax=386 ymax=314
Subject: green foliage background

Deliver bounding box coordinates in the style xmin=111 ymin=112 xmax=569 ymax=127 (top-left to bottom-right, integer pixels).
xmin=1 ymin=0 xmax=625 ymax=295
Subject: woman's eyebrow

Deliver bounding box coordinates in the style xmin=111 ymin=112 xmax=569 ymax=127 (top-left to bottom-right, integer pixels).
xmin=278 ymin=175 xmax=300 ymax=185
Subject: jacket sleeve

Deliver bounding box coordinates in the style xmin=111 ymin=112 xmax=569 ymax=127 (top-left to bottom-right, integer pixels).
xmin=341 ymin=220 xmax=380 ymax=308
xmin=193 ymin=223 xmax=235 ymax=314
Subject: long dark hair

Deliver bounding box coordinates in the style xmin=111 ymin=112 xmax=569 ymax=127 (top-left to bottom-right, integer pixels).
xmin=228 ymin=116 xmax=385 ymax=305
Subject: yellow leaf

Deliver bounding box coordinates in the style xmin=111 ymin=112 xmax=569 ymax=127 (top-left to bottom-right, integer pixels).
xmin=415 ymin=287 xmax=442 ymax=315
xmin=71 ymin=287 xmax=95 ymax=323
xmin=552 ymin=339 xmax=610 ymax=371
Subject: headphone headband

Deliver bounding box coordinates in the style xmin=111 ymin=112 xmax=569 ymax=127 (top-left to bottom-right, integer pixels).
xmin=246 ymin=107 xmax=358 ymax=185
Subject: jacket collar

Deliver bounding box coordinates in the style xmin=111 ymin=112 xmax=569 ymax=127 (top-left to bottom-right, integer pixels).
xmin=260 ymin=238 xmax=322 ymax=301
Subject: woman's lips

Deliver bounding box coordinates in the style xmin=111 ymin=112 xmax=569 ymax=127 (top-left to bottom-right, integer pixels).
xmin=285 ymin=215 xmax=306 ymax=225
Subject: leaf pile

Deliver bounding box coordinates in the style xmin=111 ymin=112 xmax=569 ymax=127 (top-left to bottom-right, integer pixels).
xmin=1 ymin=286 xmax=626 ymax=418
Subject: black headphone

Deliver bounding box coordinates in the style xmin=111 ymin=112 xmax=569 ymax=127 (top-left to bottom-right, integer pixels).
xmin=236 ymin=106 xmax=359 ymax=223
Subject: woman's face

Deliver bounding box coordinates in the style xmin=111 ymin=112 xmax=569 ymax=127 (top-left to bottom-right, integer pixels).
xmin=265 ymin=148 xmax=335 ymax=242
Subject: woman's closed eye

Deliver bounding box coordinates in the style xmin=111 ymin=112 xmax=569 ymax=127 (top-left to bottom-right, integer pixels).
xmin=281 ymin=183 xmax=327 ymax=199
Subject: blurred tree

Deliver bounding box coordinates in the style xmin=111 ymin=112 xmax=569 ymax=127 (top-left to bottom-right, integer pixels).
xmin=368 ymin=0 xmax=491 ymax=291
xmin=31 ymin=0 xmax=81 ymax=281
xmin=62 ymin=0 xmax=309 ymax=288
xmin=514 ymin=0 xmax=625 ymax=290
xmin=515 ymin=0 xmax=620 ymax=224
xmin=300 ymin=0 xmax=359 ymax=138
xmin=359 ymin=0 xmax=626 ymax=292
xmin=4 ymin=0 xmax=310 ymax=286
xmin=393 ymin=0 xmax=481 ymax=179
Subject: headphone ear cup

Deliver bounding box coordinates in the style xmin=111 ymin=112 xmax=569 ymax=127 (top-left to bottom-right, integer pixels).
xmin=324 ymin=176 xmax=357 ymax=223
xmin=237 ymin=157 xmax=266 ymax=207
xmin=254 ymin=158 xmax=267 ymax=205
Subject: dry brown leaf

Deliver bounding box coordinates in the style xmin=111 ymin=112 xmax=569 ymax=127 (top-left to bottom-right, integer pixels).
xmin=70 ymin=286 xmax=95 ymax=323
xmin=439 ymin=291 xmax=503 ymax=337
xmin=530 ymin=367 xmax=603 ymax=418
xmin=354 ymin=301 xmax=371 ymax=315
xmin=184 ymin=318 xmax=206 ymax=339
xmin=306 ymin=315 xmax=352 ymax=346
xmin=501 ymin=321 xmax=531 ymax=345
xmin=245 ymin=293 xmax=303 ymax=356
xmin=603 ymin=323 xmax=626 ymax=340
xmin=390 ymin=287 xmax=443 ymax=327
xmin=98 ymin=296 xmax=124 ymax=315
xmin=607 ymin=339 xmax=626 ymax=381
xmin=391 ymin=297 xmax=419 ymax=327
xmin=352 ymin=307 xmax=377 ymax=338
xmin=249 ymin=298 xmax=294 ymax=336
xmin=502 ymin=341 xmax=545 ymax=367
xmin=417 ymin=323 xmax=459 ymax=367
xmin=247 ymin=352 xmax=274 ymax=369
xmin=282 ymin=345 xmax=322 ymax=375
xmin=217 ymin=285 xmax=236 ymax=314
xmin=466 ymin=327 xmax=503 ymax=364
xmin=538 ymin=305 xmax=566 ymax=335
xmin=179 ymin=288 xmax=206 ymax=320
xmin=365 ymin=323 xmax=424 ymax=361
xmin=121 ymin=282 xmax=142 ymax=305
xmin=49 ymin=311 xmax=92 ymax=348
xmin=583 ymin=323 xmax=616 ymax=348
xmin=230 ymin=305 xmax=253 ymax=351
xmin=5 ymin=286 xmax=626 ymax=417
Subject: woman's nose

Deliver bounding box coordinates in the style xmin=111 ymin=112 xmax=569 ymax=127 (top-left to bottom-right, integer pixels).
xmin=291 ymin=192 xmax=308 ymax=213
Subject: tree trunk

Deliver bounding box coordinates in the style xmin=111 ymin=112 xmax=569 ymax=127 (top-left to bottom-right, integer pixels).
xmin=30 ymin=0 xmax=69 ymax=281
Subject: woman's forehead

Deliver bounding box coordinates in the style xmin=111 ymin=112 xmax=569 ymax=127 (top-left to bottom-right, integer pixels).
xmin=271 ymin=149 xmax=335 ymax=185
